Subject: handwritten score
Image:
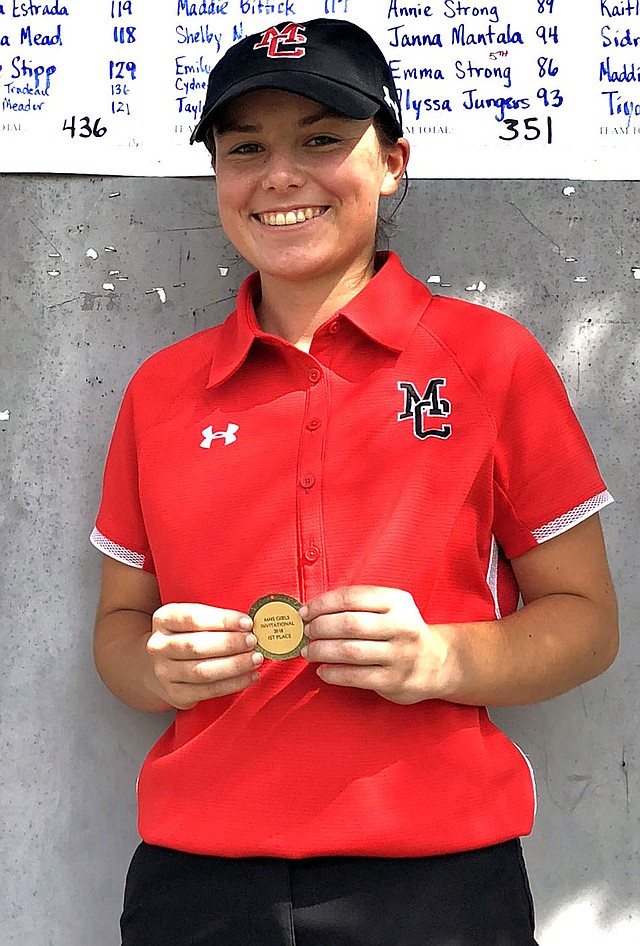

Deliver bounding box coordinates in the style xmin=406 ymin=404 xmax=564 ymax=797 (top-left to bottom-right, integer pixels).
xmin=0 ymin=1 xmax=639 ymax=178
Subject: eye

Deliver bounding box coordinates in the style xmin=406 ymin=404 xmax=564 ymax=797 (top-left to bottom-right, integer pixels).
xmin=228 ymin=142 xmax=263 ymax=156
xmin=307 ymin=134 xmax=340 ymax=147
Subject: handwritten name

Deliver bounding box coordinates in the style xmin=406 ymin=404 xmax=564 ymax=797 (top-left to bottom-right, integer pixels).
xmin=390 ymin=59 xmax=445 ymax=81
xmin=176 ymin=23 xmax=223 ymax=50
xmin=396 ymin=86 xmax=453 ymax=120
xmin=12 ymin=1 xmax=68 ymax=14
xmin=451 ymin=23 xmax=522 ymax=45
xmin=602 ymin=25 xmax=640 ymax=45
xmin=443 ymin=2 xmax=500 ymax=22
xmin=462 ymin=88 xmax=529 ymax=121
xmin=176 ymin=0 xmax=227 ymax=14
xmin=239 ymin=1 xmax=296 ymax=13
xmin=4 ymin=80 xmax=50 ymax=94
xmin=175 ymin=54 xmax=212 ymax=75
xmin=3 ymin=95 xmax=44 ymax=110
xmin=455 ymin=58 xmax=512 ymax=87
xmin=387 ymin=1 xmax=433 ymax=15
xmin=20 ymin=24 xmax=62 ymax=45
xmin=387 ymin=1 xmax=499 ymax=18
xmin=10 ymin=55 xmax=55 ymax=88
xmin=603 ymin=88 xmax=640 ymax=119
xmin=600 ymin=1 xmax=640 ymax=16
xmin=600 ymin=55 xmax=640 ymax=80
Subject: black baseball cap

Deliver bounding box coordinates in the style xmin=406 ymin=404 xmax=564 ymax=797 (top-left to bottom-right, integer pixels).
xmin=190 ymin=18 xmax=403 ymax=145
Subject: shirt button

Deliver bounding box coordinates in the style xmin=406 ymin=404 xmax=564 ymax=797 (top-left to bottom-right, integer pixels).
xmin=329 ymin=320 xmax=340 ymax=335
xmin=307 ymin=417 xmax=322 ymax=431
xmin=308 ymin=367 xmax=322 ymax=384
xmin=304 ymin=547 xmax=320 ymax=564
xmin=300 ymin=474 xmax=316 ymax=490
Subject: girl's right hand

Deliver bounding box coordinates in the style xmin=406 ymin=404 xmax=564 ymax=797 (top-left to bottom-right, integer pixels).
xmin=146 ymin=603 xmax=262 ymax=709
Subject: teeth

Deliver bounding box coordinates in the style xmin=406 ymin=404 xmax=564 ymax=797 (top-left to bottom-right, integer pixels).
xmin=259 ymin=208 xmax=325 ymax=227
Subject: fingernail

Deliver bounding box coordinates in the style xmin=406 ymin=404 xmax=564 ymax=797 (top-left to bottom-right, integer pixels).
xmin=300 ymin=646 xmax=309 ymax=660
xmin=298 ymin=605 xmax=309 ymax=620
xmin=246 ymin=634 xmax=257 ymax=648
xmin=252 ymin=652 xmax=264 ymax=666
xmin=251 ymin=671 xmax=261 ymax=683
xmin=239 ymin=616 xmax=253 ymax=631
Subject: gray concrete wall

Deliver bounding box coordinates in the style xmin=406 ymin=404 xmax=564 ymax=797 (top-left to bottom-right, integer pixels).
xmin=1 ymin=174 xmax=638 ymax=945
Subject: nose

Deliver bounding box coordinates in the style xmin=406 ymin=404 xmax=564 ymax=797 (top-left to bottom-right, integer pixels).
xmin=261 ymin=147 xmax=305 ymax=193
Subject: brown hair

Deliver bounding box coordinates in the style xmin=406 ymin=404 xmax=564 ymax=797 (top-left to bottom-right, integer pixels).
xmin=372 ymin=112 xmax=409 ymax=252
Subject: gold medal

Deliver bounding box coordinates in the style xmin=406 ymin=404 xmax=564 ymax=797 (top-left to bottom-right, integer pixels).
xmin=248 ymin=593 xmax=307 ymax=661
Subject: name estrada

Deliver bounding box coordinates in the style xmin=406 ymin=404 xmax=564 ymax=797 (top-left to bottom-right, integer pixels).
xmin=8 ymin=1 xmax=68 ymax=13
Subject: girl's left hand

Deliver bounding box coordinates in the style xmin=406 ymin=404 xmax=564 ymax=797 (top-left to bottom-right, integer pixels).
xmin=299 ymin=586 xmax=452 ymax=705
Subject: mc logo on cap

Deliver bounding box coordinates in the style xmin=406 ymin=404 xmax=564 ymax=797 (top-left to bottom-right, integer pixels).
xmin=253 ymin=23 xmax=307 ymax=58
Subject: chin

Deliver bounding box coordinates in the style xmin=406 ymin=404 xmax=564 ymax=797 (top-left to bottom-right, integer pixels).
xmin=252 ymin=249 xmax=341 ymax=283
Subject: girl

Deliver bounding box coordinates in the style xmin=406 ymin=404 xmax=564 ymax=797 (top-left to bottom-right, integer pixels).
xmin=92 ymin=18 xmax=618 ymax=946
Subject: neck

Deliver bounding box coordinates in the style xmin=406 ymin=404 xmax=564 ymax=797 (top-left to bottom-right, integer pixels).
xmin=256 ymin=257 xmax=378 ymax=351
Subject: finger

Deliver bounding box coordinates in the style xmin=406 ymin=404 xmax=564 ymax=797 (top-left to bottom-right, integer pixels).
xmin=166 ymin=671 xmax=261 ymax=710
xmin=303 ymin=638 xmax=392 ymax=666
xmin=168 ymin=650 xmax=264 ymax=686
xmin=304 ymin=610 xmax=391 ymax=642
xmin=315 ymin=664 xmax=388 ymax=691
xmin=300 ymin=586 xmax=402 ymax=622
xmin=153 ymin=603 xmax=253 ymax=634
xmin=149 ymin=630 xmax=257 ymax=661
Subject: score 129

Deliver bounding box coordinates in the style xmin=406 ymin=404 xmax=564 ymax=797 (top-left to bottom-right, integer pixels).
xmin=110 ymin=61 xmax=136 ymax=81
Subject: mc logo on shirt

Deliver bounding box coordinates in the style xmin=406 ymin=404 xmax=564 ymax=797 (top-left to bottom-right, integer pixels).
xmin=397 ymin=379 xmax=452 ymax=441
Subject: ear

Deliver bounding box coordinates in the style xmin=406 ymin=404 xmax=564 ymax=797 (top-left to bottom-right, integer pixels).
xmin=380 ymin=138 xmax=410 ymax=197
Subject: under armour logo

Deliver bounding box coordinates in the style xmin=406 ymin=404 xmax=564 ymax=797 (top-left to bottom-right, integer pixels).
xmin=200 ymin=423 xmax=239 ymax=448
xmin=383 ymin=86 xmax=401 ymax=124
xmin=254 ymin=23 xmax=307 ymax=58
xmin=398 ymin=380 xmax=452 ymax=441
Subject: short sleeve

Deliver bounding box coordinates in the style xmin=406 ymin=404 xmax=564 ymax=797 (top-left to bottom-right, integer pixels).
xmin=492 ymin=331 xmax=612 ymax=560
xmin=91 ymin=381 xmax=155 ymax=573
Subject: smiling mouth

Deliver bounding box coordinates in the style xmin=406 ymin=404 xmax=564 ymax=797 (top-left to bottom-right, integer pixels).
xmin=254 ymin=207 xmax=328 ymax=228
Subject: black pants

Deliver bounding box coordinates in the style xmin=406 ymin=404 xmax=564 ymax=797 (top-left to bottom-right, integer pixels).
xmin=121 ymin=839 xmax=538 ymax=946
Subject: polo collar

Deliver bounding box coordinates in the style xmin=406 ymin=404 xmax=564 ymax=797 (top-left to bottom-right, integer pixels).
xmin=206 ymin=252 xmax=434 ymax=389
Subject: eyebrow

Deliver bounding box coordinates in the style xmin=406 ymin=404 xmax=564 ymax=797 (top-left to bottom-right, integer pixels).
xmin=214 ymin=108 xmax=349 ymax=138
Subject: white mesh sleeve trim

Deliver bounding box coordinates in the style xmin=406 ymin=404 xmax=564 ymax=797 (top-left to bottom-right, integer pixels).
xmin=90 ymin=527 xmax=145 ymax=569
xmin=486 ymin=535 xmax=502 ymax=620
xmin=531 ymin=490 xmax=614 ymax=544
xmin=512 ymin=741 xmax=538 ymax=823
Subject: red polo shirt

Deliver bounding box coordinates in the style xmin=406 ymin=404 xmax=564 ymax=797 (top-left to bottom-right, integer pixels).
xmin=92 ymin=252 xmax=611 ymax=858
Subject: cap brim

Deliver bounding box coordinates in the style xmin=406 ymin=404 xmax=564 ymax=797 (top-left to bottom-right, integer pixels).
xmin=190 ymin=71 xmax=382 ymax=144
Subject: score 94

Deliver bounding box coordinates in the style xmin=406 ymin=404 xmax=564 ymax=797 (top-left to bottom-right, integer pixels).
xmin=536 ymin=25 xmax=558 ymax=44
